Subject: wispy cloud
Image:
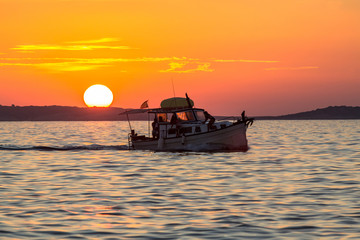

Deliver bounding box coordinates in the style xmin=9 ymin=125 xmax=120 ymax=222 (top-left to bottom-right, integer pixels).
xmin=0 ymin=62 xmax=110 ymax=71
xmin=264 ymin=66 xmax=320 ymax=71
xmin=160 ymin=62 xmax=214 ymax=73
xmin=11 ymin=38 xmax=132 ymax=52
xmin=0 ymin=56 xmax=283 ymax=72
xmin=160 ymin=62 xmax=188 ymax=72
xmin=0 ymin=57 xmax=178 ymax=63
xmin=195 ymin=63 xmax=214 ymax=73
xmin=86 ymin=57 xmax=183 ymax=63
xmin=12 ymin=44 xmax=132 ymax=51
xmin=4 ymin=38 xmax=284 ymax=73
xmin=38 ymin=62 xmax=111 ymax=71
xmin=214 ymin=59 xmax=279 ymax=63
xmin=1 ymin=53 xmax=313 ymax=73
xmin=66 ymin=38 xmax=120 ymax=44
xmin=0 ymin=57 xmax=186 ymax=72
xmin=3 ymin=38 xmax=323 ymax=74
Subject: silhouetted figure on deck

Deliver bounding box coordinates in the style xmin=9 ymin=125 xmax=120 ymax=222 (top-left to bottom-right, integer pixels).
xmin=204 ymin=111 xmax=215 ymax=131
xmin=240 ymin=110 xmax=254 ymax=126
xmin=170 ymin=113 xmax=177 ymax=124
xmin=241 ymin=111 xmax=247 ymax=122
xmin=152 ymin=118 xmax=159 ymax=138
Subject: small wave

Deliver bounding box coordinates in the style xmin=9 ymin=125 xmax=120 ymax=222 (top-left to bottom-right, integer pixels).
xmin=0 ymin=144 xmax=129 ymax=151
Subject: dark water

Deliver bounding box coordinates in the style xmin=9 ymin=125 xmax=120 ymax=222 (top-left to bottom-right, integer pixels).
xmin=0 ymin=120 xmax=359 ymax=239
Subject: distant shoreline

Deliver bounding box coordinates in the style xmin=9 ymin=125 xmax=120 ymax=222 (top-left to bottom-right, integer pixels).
xmin=0 ymin=105 xmax=359 ymax=121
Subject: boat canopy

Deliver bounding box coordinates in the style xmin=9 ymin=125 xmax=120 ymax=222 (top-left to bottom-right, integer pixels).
xmin=119 ymin=109 xmax=152 ymax=115
xmin=160 ymin=97 xmax=194 ymax=109
xmin=120 ymin=107 xmax=205 ymax=115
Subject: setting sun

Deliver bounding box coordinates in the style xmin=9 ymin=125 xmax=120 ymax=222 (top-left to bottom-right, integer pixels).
xmin=84 ymin=84 xmax=113 ymax=108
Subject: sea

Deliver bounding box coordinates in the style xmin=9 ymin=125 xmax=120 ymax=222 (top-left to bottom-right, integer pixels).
xmin=0 ymin=120 xmax=359 ymax=239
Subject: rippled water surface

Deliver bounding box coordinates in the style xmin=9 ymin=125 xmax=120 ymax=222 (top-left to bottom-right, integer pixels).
xmin=1 ymin=120 xmax=359 ymax=239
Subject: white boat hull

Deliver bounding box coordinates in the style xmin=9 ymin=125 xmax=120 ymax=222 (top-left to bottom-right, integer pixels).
xmin=131 ymin=122 xmax=248 ymax=151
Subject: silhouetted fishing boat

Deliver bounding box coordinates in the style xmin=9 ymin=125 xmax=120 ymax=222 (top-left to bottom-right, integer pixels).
xmin=122 ymin=94 xmax=253 ymax=151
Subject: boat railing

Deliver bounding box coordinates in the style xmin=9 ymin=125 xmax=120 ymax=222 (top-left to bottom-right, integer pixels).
xmin=216 ymin=116 xmax=241 ymax=122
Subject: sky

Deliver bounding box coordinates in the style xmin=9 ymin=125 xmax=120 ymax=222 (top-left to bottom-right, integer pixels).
xmin=0 ymin=0 xmax=359 ymax=116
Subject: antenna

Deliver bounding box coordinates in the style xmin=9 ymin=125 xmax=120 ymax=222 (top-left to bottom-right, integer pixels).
xmin=171 ymin=78 xmax=178 ymax=108
xmin=172 ymin=79 xmax=176 ymax=98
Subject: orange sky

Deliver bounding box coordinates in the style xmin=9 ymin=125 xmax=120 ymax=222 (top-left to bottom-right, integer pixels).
xmin=1 ymin=0 xmax=359 ymax=116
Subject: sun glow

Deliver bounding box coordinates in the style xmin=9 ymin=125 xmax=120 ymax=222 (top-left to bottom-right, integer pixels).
xmin=84 ymin=84 xmax=113 ymax=107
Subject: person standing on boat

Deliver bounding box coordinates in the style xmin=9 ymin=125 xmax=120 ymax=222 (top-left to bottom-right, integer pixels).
xmin=170 ymin=113 xmax=177 ymax=124
xmin=152 ymin=117 xmax=159 ymax=138
xmin=204 ymin=111 xmax=215 ymax=131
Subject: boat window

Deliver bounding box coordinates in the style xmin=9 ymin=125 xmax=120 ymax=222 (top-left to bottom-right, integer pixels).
xmin=167 ymin=113 xmax=174 ymax=122
xmin=195 ymin=111 xmax=206 ymax=121
xmin=176 ymin=112 xmax=188 ymax=121
xmin=186 ymin=111 xmax=195 ymax=121
xmin=157 ymin=113 xmax=167 ymax=122
xmin=176 ymin=111 xmax=195 ymax=121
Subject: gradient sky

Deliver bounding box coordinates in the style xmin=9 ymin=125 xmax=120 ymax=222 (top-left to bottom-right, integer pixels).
xmin=1 ymin=0 xmax=359 ymax=116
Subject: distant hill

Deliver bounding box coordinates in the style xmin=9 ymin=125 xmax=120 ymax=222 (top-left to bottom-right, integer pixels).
xmin=0 ymin=105 xmax=359 ymax=121
xmin=256 ymin=106 xmax=360 ymax=120
xmin=0 ymin=105 xmax=145 ymax=121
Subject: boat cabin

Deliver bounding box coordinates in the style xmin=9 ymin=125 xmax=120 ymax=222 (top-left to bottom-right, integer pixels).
xmin=149 ymin=108 xmax=229 ymax=139
xmin=123 ymin=96 xmax=233 ymax=141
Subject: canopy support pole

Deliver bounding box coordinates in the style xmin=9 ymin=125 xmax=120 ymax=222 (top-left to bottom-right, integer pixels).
xmin=148 ymin=113 xmax=150 ymax=137
xmin=126 ymin=113 xmax=132 ymax=131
